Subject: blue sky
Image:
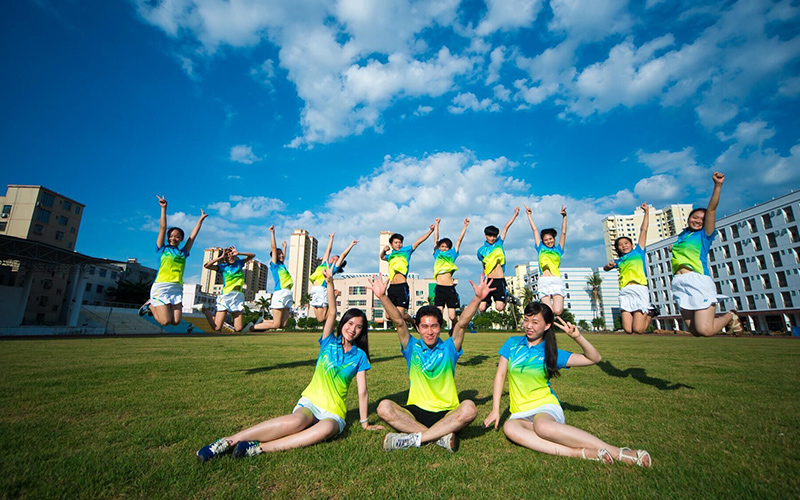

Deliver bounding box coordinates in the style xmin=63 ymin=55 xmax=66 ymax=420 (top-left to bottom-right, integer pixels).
xmin=2 ymin=0 xmax=799 ymax=289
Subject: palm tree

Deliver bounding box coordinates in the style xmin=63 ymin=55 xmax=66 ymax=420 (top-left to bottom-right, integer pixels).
xmin=586 ymin=272 xmax=603 ymax=320
xmin=256 ymin=296 xmax=270 ymax=319
xmin=522 ymin=287 xmax=535 ymax=308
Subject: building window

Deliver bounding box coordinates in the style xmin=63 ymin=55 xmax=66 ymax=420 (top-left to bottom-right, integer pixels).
xmin=41 ymin=192 xmax=54 ymax=207
xmin=416 ymin=300 xmax=424 ymax=306
xmin=89 ymin=266 xmax=95 ymax=275
xmin=738 ymin=259 xmax=747 ymax=273
xmin=766 ymin=294 xmax=776 ymax=308
xmin=85 ymin=282 xmax=92 ymax=291
xmin=772 ymin=252 xmax=782 ymax=268
xmin=789 ymin=226 xmax=799 ymax=243
xmin=99 ymin=269 xmax=107 ymax=277
xmin=734 ymin=297 xmax=743 ymax=310
xmin=734 ymin=241 xmax=743 ymax=256
xmin=33 ymin=224 xmax=44 ymax=235
xmin=36 ymin=208 xmax=51 ymax=223
xmin=111 ymin=272 xmax=117 ymax=280
xmin=62 ymin=200 xmax=72 ymax=211
xmin=730 ymin=279 xmax=739 ymax=293
xmin=762 ymin=214 xmax=773 ymax=229
xmin=39 ymin=296 xmax=49 ymax=306
xmin=0 ymin=222 xmax=6 ymax=231
xmin=70 ymin=227 xmax=76 ymax=234
xmin=348 ymin=286 xmax=366 ymax=295
xmin=97 ymin=285 xmax=104 ymax=293
xmin=777 ymin=271 xmax=787 ymax=287
xmin=2 ymin=204 xmax=10 ymax=215
xmin=725 ymin=263 xmax=734 ymax=275
xmin=718 ymin=229 xmax=727 ymax=242
xmin=748 ymin=218 xmax=757 ymax=233
xmin=784 ymin=206 xmax=795 ymax=223
xmin=68 ymin=242 xmax=72 ymax=249
xmin=56 ymin=231 xmax=64 ymax=241
xmin=75 ymin=206 xmax=81 ymax=214
xmin=762 ymin=275 xmax=771 ymax=289
xmin=730 ymin=224 xmax=739 ymax=238
xmin=373 ymin=309 xmax=383 ymax=319
xmin=415 ymin=291 xmax=423 ymax=296
xmin=58 ymin=216 xmax=69 ymax=225
xmin=347 ymin=299 xmax=367 ymax=307
xmin=747 ymin=295 xmax=756 ymax=309
xmin=782 ymin=291 xmax=793 ymax=307
xmin=563 ymin=273 xmax=569 ymax=279
xmin=709 ymin=250 xmax=715 ymax=262
xmin=756 ymin=255 xmax=766 ymax=270
xmin=767 ymin=232 xmax=777 ymax=249
xmin=715 ymin=282 xmax=722 ymax=294
xmin=564 ymin=283 xmax=569 ymax=289
xmin=743 ymin=277 xmax=751 ymax=292
xmin=752 ymin=236 xmax=762 ymax=251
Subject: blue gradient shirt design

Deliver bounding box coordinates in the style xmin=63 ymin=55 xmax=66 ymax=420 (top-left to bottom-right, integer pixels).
xmin=671 ymin=229 xmax=715 ymax=275
xmin=218 ymin=259 xmax=245 ymax=294
xmin=499 ymin=336 xmax=572 ymax=414
xmin=477 ymin=238 xmax=505 ymax=274
xmin=615 ymin=245 xmax=647 ymax=288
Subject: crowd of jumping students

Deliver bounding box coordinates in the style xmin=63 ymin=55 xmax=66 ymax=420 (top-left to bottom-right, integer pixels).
xmin=139 ymin=172 xmax=742 ymax=468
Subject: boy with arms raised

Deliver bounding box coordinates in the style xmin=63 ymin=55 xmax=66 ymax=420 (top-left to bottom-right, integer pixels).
xmin=477 ymin=208 xmax=519 ymax=312
xmin=367 ymin=273 xmax=494 ymax=452
xmin=432 ymin=217 xmax=470 ymax=330
xmin=379 ymin=224 xmax=435 ymax=323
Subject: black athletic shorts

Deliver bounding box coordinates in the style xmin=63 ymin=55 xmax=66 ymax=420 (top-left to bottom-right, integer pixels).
xmin=434 ymin=284 xmax=460 ymax=309
xmin=387 ymin=282 xmax=410 ymax=309
xmin=406 ymin=404 xmax=449 ymax=428
xmin=482 ymin=278 xmax=507 ymax=304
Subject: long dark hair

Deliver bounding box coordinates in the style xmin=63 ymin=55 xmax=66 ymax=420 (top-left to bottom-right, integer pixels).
xmin=523 ymin=302 xmax=560 ymax=379
xmin=336 ymin=308 xmax=370 ymax=360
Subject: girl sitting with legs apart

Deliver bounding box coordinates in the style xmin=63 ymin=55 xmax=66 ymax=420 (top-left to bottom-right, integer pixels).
xmin=483 ymin=302 xmax=651 ymax=467
xmin=196 ymin=268 xmax=384 ymax=462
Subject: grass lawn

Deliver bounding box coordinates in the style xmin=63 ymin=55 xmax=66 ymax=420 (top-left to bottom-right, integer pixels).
xmin=1 ymin=331 xmax=799 ymax=499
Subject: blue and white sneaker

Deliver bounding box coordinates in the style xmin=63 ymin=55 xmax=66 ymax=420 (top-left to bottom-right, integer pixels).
xmin=196 ymin=438 xmax=231 ymax=463
xmin=233 ymin=441 xmax=263 ymax=458
xmin=138 ymin=301 xmax=151 ymax=317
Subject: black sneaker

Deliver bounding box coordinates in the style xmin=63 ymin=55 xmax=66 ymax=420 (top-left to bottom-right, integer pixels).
xmin=196 ymin=438 xmax=231 ymax=463
xmin=232 ymin=441 xmax=262 ymax=458
xmin=138 ymin=301 xmax=151 ymax=317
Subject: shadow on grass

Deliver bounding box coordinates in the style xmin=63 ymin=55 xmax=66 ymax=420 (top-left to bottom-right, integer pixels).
xmin=598 ymin=361 xmax=694 ymax=391
xmin=342 ymin=391 xmax=408 ymax=438
xmin=244 ymin=355 xmax=403 ymax=375
xmin=459 ymin=354 xmax=489 ymax=367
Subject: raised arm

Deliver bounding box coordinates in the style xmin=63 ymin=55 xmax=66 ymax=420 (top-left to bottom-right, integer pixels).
xmin=705 ymin=172 xmax=724 ymax=236
xmin=367 ymin=274 xmax=410 ymax=349
xmin=454 ymin=218 xmax=470 ymax=253
xmin=183 ymin=209 xmax=208 ymax=255
xmin=559 ymin=206 xmax=567 ymax=249
xmin=156 ymin=195 xmax=167 ymax=248
xmin=321 ymin=268 xmax=338 ymax=340
xmin=322 ymin=233 xmax=335 ymax=263
xmin=482 ymin=356 xmax=508 ymax=430
xmin=269 ymin=226 xmax=278 ymax=264
xmin=524 ymin=204 xmax=541 ymax=246
xmin=203 ymin=248 xmax=226 ymax=270
xmin=337 ymin=239 xmax=358 ymax=268
xmin=355 ymin=371 xmax=385 ymax=432
xmin=433 ymin=218 xmax=441 ymax=250
xmin=380 ymin=244 xmax=390 ymax=261
xmin=500 ymin=207 xmax=520 ymax=241
xmin=411 ymin=223 xmax=435 ymax=251
xmin=553 ymin=317 xmax=601 ymax=367
xmin=637 ymin=203 xmax=650 ymax=249
xmin=451 ymin=275 xmax=495 ymax=351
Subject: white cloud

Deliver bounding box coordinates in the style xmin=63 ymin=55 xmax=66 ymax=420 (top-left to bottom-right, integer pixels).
xmin=476 ymin=0 xmax=544 ymax=36
xmin=486 ymin=46 xmax=506 ymax=85
xmin=716 ymin=119 xmax=775 ymax=146
xmin=493 ymin=84 xmax=511 ymax=102
xmin=548 ymin=0 xmax=631 ymax=42
xmin=208 ymin=195 xmax=285 ymax=220
xmin=229 ymin=144 xmax=261 ymax=164
xmin=634 ymin=175 xmax=681 ymax=202
xmin=414 ymin=105 xmax=434 ymax=116
xmin=447 ymin=92 xmax=501 ymax=114
xmin=250 ymin=59 xmax=276 ymax=89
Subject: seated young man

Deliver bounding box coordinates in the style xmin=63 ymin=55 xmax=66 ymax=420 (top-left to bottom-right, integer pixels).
xmin=367 ymin=273 xmax=493 ymax=452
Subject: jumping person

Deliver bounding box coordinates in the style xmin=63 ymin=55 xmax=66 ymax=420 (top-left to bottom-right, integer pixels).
xmin=524 ymin=204 xmax=567 ymax=316
xmin=196 ymin=268 xmax=383 ymax=462
xmin=308 ymin=235 xmax=357 ymax=322
xmin=603 ymin=203 xmax=658 ymax=334
xmin=432 ymin=217 xmax=470 ymax=330
xmin=477 ymin=208 xmax=519 ymax=312
xmin=201 ymin=246 xmax=256 ymax=333
xmin=379 ymin=224 xmax=435 ymax=323
xmin=483 ymin=302 xmax=652 ymax=467
xmin=368 ymin=274 xmax=494 ymax=453
xmin=671 ymin=172 xmax=742 ymax=336
xmin=139 ymin=195 xmax=207 ymax=326
xmin=251 ymin=225 xmax=294 ymax=332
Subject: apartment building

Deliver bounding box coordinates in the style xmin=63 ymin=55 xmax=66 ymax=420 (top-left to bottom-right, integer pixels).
xmin=200 ymin=248 xmax=268 ymax=301
xmin=645 ymin=190 xmax=800 ymax=333
xmin=332 ymin=273 xmax=435 ymax=323
xmin=603 ymin=204 xmax=692 ymax=261
xmin=288 ymin=229 xmax=318 ymax=305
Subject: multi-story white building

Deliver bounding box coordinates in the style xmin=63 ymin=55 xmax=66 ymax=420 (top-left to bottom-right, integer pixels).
xmin=288 ymin=229 xmax=318 ymax=306
xmin=645 ymin=190 xmax=800 ymax=334
xmin=603 ymin=204 xmax=692 ymax=261
xmin=332 ymin=273 xmax=434 ymax=323
xmin=516 ymin=262 xmax=620 ymax=329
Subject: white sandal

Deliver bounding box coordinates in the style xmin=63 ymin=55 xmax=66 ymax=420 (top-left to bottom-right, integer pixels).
xmin=618 ymin=447 xmax=652 ymax=467
xmin=581 ymin=447 xmax=614 ymax=464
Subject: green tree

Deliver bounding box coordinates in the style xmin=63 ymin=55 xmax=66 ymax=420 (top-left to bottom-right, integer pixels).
xmin=614 ymin=317 xmax=622 ymax=331
xmin=256 ymin=297 xmax=271 ymax=319
xmin=578 ymin=319 xmax=591 ymax=331
xmin=586 ymin=272 xmax=603 ymax=319
xmin=522 ymin=287 xmax=535 ymax=308
xmin=592 ymin=317 xmax=606 ymax=331
xmin=559 ymin=308 xmax=575 ymax=325
xmin=300 ymin=293 xmax=311 ymax=310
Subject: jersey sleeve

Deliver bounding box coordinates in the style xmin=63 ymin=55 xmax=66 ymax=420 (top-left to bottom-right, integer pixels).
xmin=356 ymin=350 xmax=372 ymax=372
xmin=401 ymin=336 xmax=417 ymax=363
xmin=498 ymin=337 xmax=515 ymax=359
xmin=557 ymin=349 xmax=574 ymax=369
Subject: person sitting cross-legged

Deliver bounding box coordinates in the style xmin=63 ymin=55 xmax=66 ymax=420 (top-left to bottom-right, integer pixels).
xmin=367 ymin=273 xmax=494 ymax=452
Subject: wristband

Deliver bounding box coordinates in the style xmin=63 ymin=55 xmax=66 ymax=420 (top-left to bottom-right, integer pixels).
xmin=360 ymin=418 xmax=369 ymax=424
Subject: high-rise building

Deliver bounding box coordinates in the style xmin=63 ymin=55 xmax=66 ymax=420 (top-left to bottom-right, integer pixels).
xmin=644 ymin=190 xmax=800 ymax=334
xmin=200 ymin=248 xmax=268 ymax=301
xmin=288 ymin=229 xmax=318 ymax=305
xmin=0 ymin=185 xmax=85 ymax=324
xmin=379 ymin=231 xmax=391 ymax=277
xmin=602 ymin=204 xmax=692 ymax=261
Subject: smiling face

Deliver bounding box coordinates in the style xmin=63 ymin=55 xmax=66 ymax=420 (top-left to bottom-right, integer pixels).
xmin=616 ymin=237 xmax=633 ymax=255
xmin=167 ymin=228 xmax=184 ymax=247
xmin=687 ymin=209 xmax=706 ymax=231
xmin=522 ymin=312 xmax=551 ymax=344
xmin=438 ymin=242 xmax=451 ymax=252
xmin=390 ymin=238 xmax=403 ymax=251
xmin=417 ymin=315 xmax=442 ymax=348
xmin=484 ymin=234 xmax=498 ymax=245
xmin=542 ymin=233 xmax=556 ymax=248
xmin=340 ymin=315 xmax=364 ymax=343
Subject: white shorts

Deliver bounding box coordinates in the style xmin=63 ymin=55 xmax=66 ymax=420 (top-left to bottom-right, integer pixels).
xmin=509 ymin=404 xmax=565 ymax=424
xmin=619 ymin=284 xmax=651 ymax=313
xmin=672 ymin=272 xmax=721 ymax=311
xmin=293 ymin=396 xmax=345 ymax=435
xmin=309 ymin=285 xmax=328 ymax=308
xmin=216 ymin=291 xmax=245 ymax=312
xmin=271 ymin=289 xmax=294 ymax=309
xmin=149 ymin=282 xmax=183 ymax=306
xmin=538 ymin=276 xmax=565 ymax=297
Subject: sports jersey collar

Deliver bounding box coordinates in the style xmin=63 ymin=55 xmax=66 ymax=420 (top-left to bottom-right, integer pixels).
xmin=416 ymin=336 xmax=444 ymax=352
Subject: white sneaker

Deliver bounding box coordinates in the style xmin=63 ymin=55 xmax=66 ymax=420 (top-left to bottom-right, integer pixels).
xmin=435 ymin=432 xmax=458 ymax=452
xmin=382 ymin=432 xmax=421 ymax=451
xmin=242 ymin=322 xmax=254 ymax=333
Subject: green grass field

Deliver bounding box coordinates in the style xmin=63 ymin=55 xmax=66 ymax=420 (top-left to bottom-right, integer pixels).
xmin=1 ymin=332 xmax=799 ymax=499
